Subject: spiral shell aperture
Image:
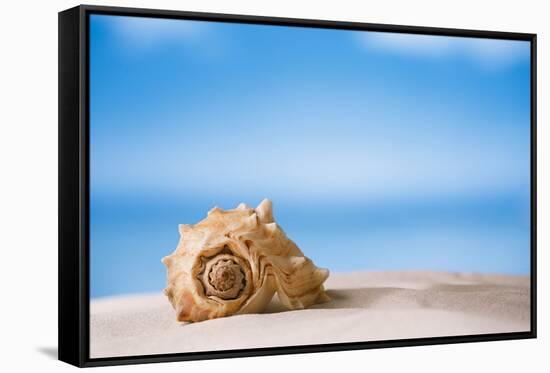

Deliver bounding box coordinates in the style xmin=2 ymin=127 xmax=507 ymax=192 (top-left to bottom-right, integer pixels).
xmin=161 ymin=199 xmax=330 ymax=322
xmin=202 ymin=254 xmax=246 ymax=299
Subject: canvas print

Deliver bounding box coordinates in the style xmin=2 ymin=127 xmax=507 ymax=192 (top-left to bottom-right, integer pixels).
xmin=88 ymin=14 xmax=531 ymax=358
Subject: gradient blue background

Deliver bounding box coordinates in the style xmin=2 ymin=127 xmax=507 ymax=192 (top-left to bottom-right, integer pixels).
xmin=89 ymin=15 xmax=531 ymax=298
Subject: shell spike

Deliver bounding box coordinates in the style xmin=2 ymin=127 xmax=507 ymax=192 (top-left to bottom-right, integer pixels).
xmin=178 ymin=224 xmax=192 ymax=235
xmin=161 ymin=255 xmax=173 ymax=265
xmin=264 ymin=222 xmax=278 ymax=236
xmin=237 ymin=202 xmax=251 ymax=210
xmin=256 ymin=198 xmax=274 ymax=224
xmin=207 ymin=206 xmax=224 ymax=215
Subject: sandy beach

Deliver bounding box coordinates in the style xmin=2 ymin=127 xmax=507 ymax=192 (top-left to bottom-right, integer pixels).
xmin=90 ymin=271 xmax=530 ymax=358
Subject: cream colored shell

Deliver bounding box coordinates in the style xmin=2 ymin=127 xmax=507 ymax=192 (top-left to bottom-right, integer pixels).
xmin=161 ymin=199 xmax=330 ymax=322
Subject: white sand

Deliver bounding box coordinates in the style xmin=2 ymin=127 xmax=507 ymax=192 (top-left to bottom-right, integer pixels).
xmin=90 ymin=271 xmax=530 ymax=358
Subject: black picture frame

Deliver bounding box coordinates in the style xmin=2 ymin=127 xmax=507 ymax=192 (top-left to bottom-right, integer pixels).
xmin=58 ymin=4 xmax=537 ymax=368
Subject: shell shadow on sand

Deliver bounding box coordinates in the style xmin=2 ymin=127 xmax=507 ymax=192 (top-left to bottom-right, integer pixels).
xmin=264 ymin=287 xmax=401 ymax=313
xmin=264 ymin=284 xmax=530 ymax=321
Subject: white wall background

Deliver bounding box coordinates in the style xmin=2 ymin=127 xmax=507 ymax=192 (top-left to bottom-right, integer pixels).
xmin=0 ymin=0 xmax=546 ymax=371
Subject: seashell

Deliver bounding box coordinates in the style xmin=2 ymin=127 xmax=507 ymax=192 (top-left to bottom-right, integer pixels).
xmin=161 ymin=199 xmax=330 ymax=322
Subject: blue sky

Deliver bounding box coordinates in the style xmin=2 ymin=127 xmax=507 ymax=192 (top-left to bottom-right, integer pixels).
xmin=89 ymin=15 xmax=531 ymax=298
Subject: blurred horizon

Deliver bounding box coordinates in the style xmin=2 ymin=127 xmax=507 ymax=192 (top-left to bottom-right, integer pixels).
xmin=89 ymin=15 xmax=531 ymax=298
